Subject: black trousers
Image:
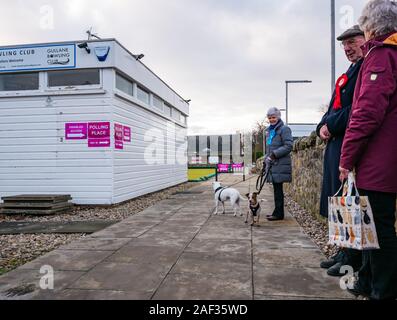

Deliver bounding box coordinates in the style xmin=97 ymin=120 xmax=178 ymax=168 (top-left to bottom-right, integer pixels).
xmin=357 ymin=189 xmax=397 ymax=300
xmin=272 ymin=182 xmax=284 ymax=218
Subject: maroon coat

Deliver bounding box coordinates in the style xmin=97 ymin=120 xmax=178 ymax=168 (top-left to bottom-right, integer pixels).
xmin=340 ymin=32 xmax=397 ymax=193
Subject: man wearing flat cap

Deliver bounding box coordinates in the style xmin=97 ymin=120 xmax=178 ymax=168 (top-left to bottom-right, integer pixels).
xmin=316 ymin=25 xmax=366 ymax=277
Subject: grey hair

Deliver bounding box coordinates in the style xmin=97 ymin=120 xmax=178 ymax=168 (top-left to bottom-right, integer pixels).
xmin=267 ymin=107 xmax=281 ymax=119
xmin=359 ymin=0 xmax=397 ymax=37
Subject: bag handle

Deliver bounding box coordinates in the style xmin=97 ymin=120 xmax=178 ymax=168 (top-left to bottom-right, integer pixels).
xmin=333 ymin=172 xmax=360 ymax=197
xmin=347 ymin=172 xmax=360 ymax=196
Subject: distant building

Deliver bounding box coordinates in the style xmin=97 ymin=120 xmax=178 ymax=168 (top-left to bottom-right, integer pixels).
xmin=288 ymin=123 xmax=317 ymax=139
xmin=188 ymin=133 xmax=244 ymax=165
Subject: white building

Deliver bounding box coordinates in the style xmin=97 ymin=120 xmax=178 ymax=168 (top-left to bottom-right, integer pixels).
xmin=0 ymin=39 xmax=189 ymax=205
xmin=288 ymin=123 xmax=317 ymax=138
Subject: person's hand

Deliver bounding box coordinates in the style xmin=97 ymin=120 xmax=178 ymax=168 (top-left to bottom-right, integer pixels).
xmin=339 ymin=167 xmax=350 ymax=182
xmin=265 ymin=155 xmax=275 ymax=166
xmin=320 ymin=124 xmax=331 ymax=141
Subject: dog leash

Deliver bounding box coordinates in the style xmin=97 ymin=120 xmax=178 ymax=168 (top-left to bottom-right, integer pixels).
xmin=256 ymin=164 xmax=273 ymax=196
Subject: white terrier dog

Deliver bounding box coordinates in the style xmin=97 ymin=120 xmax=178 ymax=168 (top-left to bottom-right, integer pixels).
xmin=212 ymin=182 xmax=244 ymax=216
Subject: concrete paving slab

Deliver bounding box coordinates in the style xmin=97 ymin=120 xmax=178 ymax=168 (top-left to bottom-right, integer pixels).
xmin=153 ymin=272 xmax=252 ymax=300
xmin=0 ymin=269 xmax=84 ymax=300
xmin=39 ymin=289 xmax=153 ymax=300
xmin=59 ymin=237 xmax=132 ymax=251
xmin=253 ymin=248 xmax=325 ymax=268
xmin=185 ymin=239 xmax=251 ymax=255
xmin=170 ymin=252 xmax=250 ymax=276
xmin=90 ymin=221 xmax=157 ymax=238
xmin=196 ymin=226 xmax=251 ymax=240
xmin=253 ymin=266 xmax=352 ymax=299
xmin=136 ymin=231 xmax=197 ymax=247
xmin=106 ymin=244 xmax=182 ymax=264
xmin=69 ymin=262 xmax=168 ymax=292
xmin=18 ymin=250 xmax=113 ymax=271
xmin=0 ymin=220 xmax=118 ymax=235
xmin=252 ymin=228 xmax=318 ymax=249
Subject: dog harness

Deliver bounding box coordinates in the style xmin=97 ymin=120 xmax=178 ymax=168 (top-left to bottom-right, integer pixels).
xmin=215 ymin=187 xmax=228 ymax=202
xmin=250 ymin=203 xmax=260 ymax=217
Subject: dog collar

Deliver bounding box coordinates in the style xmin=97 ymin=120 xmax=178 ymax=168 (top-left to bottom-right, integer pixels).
xmin=214 ymin=187 xmax=224 ymax=194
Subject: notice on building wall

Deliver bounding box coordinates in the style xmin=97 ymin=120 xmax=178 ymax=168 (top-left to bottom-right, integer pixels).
xmin=115 ymin=140 xmax=124 ymax=149
xmin=88 ymin=122 xmax=110 ymax=148
xmin=0 ymin=44 xmax=76 ymax=72
xmin=123 ymin=126 xmax=131 ymax=142
xmin=65 ymin=121 xmax=130 ymax=149
xmin=114 ymin=123 xmax=123 ymax=141
xmin=114 ymin=123 xmax=131 ymax=150
xmin=65 ymin=123 xmax=87 ymax=140
xmin=114 ymin=123 xmax=124 ymax=150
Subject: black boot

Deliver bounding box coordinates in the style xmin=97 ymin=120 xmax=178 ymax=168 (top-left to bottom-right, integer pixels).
xmin=320 ymin=250 xmax=343 ymax=269
xmin=327 ymin=251 xmax=349 ymax=277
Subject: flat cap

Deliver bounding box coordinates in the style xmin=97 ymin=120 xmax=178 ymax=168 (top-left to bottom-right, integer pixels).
xmin=337 ymin=25 xmax=365 ymax=41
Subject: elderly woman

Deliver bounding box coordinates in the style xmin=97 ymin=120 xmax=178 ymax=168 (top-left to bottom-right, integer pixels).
xmin=264 ymin=107 xmax=293 ymax=221
xmin=339 ymin=0 xmax=397 ymax=300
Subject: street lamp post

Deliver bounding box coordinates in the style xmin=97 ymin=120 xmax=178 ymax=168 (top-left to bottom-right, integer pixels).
xmin=285 ymin=80 xmax=313 ymax=125
xmin=331 ymin=0 xmax=336 ymax=94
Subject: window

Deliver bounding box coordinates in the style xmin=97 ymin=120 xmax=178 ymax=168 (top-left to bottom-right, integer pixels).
xmin=0 ymin=72 xmax=39 ymax=91
xmin=48 ymin=69 xmax=100 ymax=87
xmin=137 ymin=86 xmax=149 ymax=104
xmin=181 ymin=114 xmax=187 ymax=125
xmin=153 ymin=95 xmax=164 ymax=110
xmin=172 ymin=108 xmax=181 ymax=121
xmin=116 ymin=73 xmax=133 ymax=96
xmin=164 ymin=104 xmax=172 ymax=117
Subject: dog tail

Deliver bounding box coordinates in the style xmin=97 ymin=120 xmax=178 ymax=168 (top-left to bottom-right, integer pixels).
xmin=239 ymin=195 xmax=247 ymax=202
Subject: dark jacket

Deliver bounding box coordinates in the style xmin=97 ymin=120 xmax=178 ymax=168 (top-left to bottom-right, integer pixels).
xmin=340 ymin=32 xmax=397 ymax=193
xmin=316 ymin=59 xmax=363 ymax=217
xmin=265 ymin=120 xmax=293 ymax=183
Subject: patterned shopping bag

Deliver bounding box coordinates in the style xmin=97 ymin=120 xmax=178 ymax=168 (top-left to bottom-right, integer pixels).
xmin=328 ymin=173 xmax=380 ymax=250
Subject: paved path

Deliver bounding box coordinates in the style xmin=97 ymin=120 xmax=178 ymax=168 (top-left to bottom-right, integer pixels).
xmin=0 ymin=175 xmax=352 ymax=300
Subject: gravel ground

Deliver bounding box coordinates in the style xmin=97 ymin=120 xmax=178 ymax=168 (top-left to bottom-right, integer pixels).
xmin=0 ymin=234 xmax=85 ymax=275
xmin=0 ymin=182 xmax=195 ymax=223
xmin=285 ymin=194 xmax=338 ymax=259
xmin=0 ymin=182 xmax=195 ymax=276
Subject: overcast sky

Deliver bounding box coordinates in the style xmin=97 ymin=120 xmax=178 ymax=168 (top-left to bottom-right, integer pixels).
xmin=0 ymin=0 xmax=368 ymax=135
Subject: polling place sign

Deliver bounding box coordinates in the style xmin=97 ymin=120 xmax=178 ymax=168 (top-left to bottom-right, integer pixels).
xmin=0 ymin=44 xmax=76 ymax=72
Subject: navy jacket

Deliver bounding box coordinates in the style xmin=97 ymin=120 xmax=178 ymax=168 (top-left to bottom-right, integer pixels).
xmin=316 ymin=59 xmax=363 ymax=217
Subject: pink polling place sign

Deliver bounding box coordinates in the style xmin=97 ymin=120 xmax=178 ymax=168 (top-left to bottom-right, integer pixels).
xmin=88 ymin=122 xmax=110 ymax=139
xmin=65 ymin=123 xmax=87 ymax=140
xmin=88 ymin=122 xmax=110 ymax=148
xmin=232 ymin=163 xmax=244 ymax=169
xmin=217 ymin=164 xmax=230 ymax=173
xmin=115 ymin=140 xmax=124 ymax=150
xmin=114 ymin=123 xmax=123 ymax=141
xmin=88 ymin=138 xmax=111 ymax=148
xmin=123 ymin=126 xmax=131 ymax=142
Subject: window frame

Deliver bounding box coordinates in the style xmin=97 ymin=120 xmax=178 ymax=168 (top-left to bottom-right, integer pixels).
xmin=45 ymin=68 xmax=102 ymax=91
xmin=137 ymin=85 xmax=150 ymax=105
xmin=152 ymin=94 xmax=164 ymax=111
xmin=164 ymin=103 xmax=172 ymax=118
xmin=0 ymin=71 xmax=40 ymax=93
xmin=115 ymin=72 xmax=134 ymax=97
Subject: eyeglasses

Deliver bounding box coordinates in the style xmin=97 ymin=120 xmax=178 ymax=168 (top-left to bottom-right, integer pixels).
xmin=340 ymin=39 xmax=358 ymax=48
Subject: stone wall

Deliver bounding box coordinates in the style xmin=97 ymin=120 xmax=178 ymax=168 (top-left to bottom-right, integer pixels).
xmin=284 ymin=132 xmax=326 ymax=219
